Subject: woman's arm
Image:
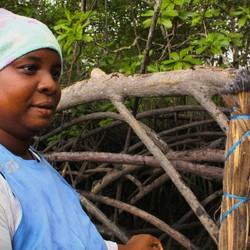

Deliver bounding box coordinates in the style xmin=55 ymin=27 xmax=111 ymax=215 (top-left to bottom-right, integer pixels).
xmin=118 ymin=234 xmax=163 ymax=250
xmin=0 ymin=174 xmax=20 ymax=250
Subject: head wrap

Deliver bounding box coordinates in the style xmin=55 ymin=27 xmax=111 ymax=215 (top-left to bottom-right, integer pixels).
xmin=0 ymin=9 xmax=62 ymax=70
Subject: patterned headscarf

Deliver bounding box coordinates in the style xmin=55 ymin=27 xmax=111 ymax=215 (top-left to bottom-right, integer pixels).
xmin=0 ymin=9 xmax=62 ymax=70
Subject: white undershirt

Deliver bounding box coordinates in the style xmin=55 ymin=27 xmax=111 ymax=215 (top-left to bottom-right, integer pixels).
xmin=0 ymin=174 xmax=118 ymax=250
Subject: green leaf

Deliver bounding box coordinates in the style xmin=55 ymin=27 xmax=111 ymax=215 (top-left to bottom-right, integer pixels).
xmin=57 ymin=34 xmax=68 ymax=42
xmin=162 ymin=9 xmax=179 ymax=17
xmin=217 ymin=40 xmax=230 ymax=47
xmin=170 ymin=52 xmax=180 ymax=60
xmin=64 ymin=9 xmax=72 ymax=22
xmin=174 ymin=0 xmax=185 ymax=5
xmin=174 ymin=62 xmax=183 ymax=70
xmin=161 ymin=63 xmax=176 ymax=71
xmin=238 ymin=16 xmax=248 ymax=27
xmin=75 ymin=25 xmax=83 ymax=40
xmin=160 ymin=18 xmax=173 ymax=29
xmin=180 ymin=47 xmax=193 ymax=58
xmin=141 ymin=10 xmax=154 ymax=17
xmin=205 ymin=9 xmax=220 ymax=18
xmin=211 ymin=46 xmax=222 ymax=55
xmin=183 ymin=55 xmax=193 ymax=61
xmin=142 ymin=19 xmax=152 ymax=28
xmin=182 ymin=62 xmax=192 ymax=69
xmin=207 ymin=33 xmax=218 ymax=41
xmin=192 ymin=38 xmax=206 ymax=46
xmin=147 ymin=64 xmax=159 ymax=73
xmin=178 ymin=10 xmax=190 ymax=20
xmin=192 ymin=0 xmax=200 ymax=4
xmin=161 ymin=59 xmax=176 ymax=65
xmin=190 ymin=58 xmax=203 ymax=65
xmin=229 ymin=33 xmax=243 ymax=46
xmin=54 ymin=24 xmax=71 ymax=31
xmin=191 ymin=16 xmax=201 ymax=26
xmin=99 ymin=118 xmax=113 ymax=127
xmin=82 ymin=34 xmax=93 ymax=42
xmin=196 ymin=46 xmax=208 ymax=54
xmin=182 ymin=54 xmax=203 ymax=65
xmin=231 ymin=10 xmax=244 ymax=16
xmin=74 ymin=11 xmax=90 ymax=21
xmin=161 ymin=1 xmax=170 ymax=10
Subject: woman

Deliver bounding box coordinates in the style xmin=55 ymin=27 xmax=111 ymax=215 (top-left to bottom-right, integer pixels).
xmin=0 ymin=9 xmax=163 ymax=250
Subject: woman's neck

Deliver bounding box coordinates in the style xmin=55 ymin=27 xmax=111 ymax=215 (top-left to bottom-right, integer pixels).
xmin=0 ymin=130 xmax=32 ymax=159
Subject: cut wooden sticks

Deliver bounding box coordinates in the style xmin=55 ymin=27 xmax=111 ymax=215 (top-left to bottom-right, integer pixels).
xmin=219 ymin=69 xmax=250 ymax=250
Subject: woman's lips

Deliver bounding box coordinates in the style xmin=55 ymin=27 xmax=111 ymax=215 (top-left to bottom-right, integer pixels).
xmin=32 ymin=103 xmax=54 ymax=116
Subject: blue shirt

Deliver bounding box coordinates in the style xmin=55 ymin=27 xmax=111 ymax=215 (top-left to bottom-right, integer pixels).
xmin=0 ymin=145 xmax=107 ymax=250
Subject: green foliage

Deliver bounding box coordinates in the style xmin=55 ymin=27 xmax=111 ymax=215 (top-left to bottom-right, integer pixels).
xmin=142 ymin=0 xmax=184 ymax=29
xmin=160 ymin=47 xmax=203 ymax=70
xmin=9 ymin=0 xmax=249 ymax=80
xmin=3 ymin=0 xmax=249 ymax=75
xmin=231 ymin=7 xmax=250 ymax=27
xmin=192 ymin=33 xmax=230 ymax=55
xmin=54 ymin=9 xmax=96 ymax=57
xmin=118 ymin=55 xmax=142 ymax=74
xmin=190 ymin=7 xmax=220 ymax=26
xmin=226 ymin=33 xmax=243 ymax=47
xmin=46 ymin=125 xmax=82 ymax=146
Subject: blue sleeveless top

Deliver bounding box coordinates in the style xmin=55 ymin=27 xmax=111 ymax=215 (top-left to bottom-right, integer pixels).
xmin=0 ymin=145 xmax=107 ymax=250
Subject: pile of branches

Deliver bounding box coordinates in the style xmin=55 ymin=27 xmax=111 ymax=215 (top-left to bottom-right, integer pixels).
xmin=34 ymin=68 xmax=237 ymax=249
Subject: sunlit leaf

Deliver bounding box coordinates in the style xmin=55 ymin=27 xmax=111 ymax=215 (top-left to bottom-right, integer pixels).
xmin=174 ymin=0 xmax=185 ymax=5
xmin=160 ymin=18 xmax=173 ymax=29
xmin=196 ymin=46 xmax=208 ymax=54
xmin=191 ymin=16 xmax=201 ymax=26
xmin=180 ymin=47 xmax=193 ymax=58
xmin=142 ymin=18 xmax=152 ymax=28
xmin=211 ymin=46 xmax=222 ymax=55
xmin=64 ymin=9 xmax=71 ymax=22
xmin=170 ymin=52 xmax=180 ymax=60
xmin=141 ymin=10 xmax=154 ymax=17
xmin=174 ymin=61 xmax=183 ymax=70
xmin=238 ymin=16 xmax=248 ymax=27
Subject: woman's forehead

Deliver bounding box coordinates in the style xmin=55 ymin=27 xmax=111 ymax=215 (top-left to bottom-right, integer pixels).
xmin=9 ymin=49 xmax=62 ymax=73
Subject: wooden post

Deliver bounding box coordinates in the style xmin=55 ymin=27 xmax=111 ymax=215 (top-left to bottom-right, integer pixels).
xmin=219 ymin=69 xmax=250 ymax=249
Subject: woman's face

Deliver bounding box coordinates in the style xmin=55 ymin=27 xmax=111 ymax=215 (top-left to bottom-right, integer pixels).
xmin=0 ymin=49 xmax=61 ymax=139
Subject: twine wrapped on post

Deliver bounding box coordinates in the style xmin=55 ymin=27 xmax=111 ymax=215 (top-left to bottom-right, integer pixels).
xmin=219 ymin=69 xmax=250 ymax=249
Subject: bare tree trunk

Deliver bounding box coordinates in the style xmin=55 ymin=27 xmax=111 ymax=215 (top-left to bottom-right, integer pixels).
xmin=58 ymin=67 xmax=235 ymax=133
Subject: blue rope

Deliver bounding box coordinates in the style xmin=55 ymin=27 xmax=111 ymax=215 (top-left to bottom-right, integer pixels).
xmin=230 ymin=106 xmax=237 ymax=113
xmin=231 ymin=115 xmax=250 ymax=120
xmin=224 ymin=115 xmax=250 ymax=161
xmin=225 ymin=129 xmax=250 ymax=161
xmin=221 ymin=192 xmax=250 ymax=222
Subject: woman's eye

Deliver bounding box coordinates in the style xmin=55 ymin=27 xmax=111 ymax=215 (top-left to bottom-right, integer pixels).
xmin=51 ymin=70 xmax=61 ymax=81
xmin=19 ymin=65 xmax=37 ymax=74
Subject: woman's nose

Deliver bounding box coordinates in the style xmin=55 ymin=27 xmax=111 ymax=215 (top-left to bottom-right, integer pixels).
xmin=37 ymin=72 xmax=60 ymax=95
